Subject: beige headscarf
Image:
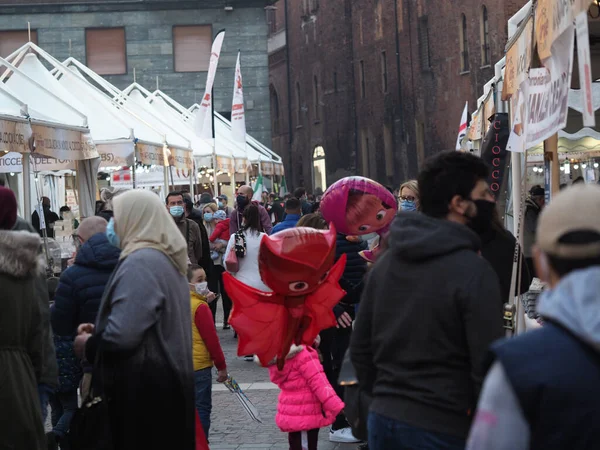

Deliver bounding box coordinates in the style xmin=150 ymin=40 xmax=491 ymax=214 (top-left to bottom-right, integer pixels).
xmin=113 ymin=189 xmax=188 ymax=275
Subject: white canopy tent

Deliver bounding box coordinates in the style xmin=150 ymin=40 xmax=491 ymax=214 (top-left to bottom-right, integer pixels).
xmin=0 ymin=54 xmax=98 ymax=218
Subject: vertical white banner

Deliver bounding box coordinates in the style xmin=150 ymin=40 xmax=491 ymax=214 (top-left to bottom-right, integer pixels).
xmin=193 ymin=30 xmax=226 ymax=139
xmin=456 ymin=101 xmax=468 ymax=150
xmin=231 ymin=51 xmax=246 ymax=144
xmin=575 ymin=12 xmax=595 ymax=127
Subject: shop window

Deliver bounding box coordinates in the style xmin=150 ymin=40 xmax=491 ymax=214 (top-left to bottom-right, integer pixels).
xmin=173 ymin=25 xmax=212 ymax=72
xmin=481 ymin=6 xmax=490 ymax=66
xmin=0 ymin=30 xmax=37 ymax=58
xmin=381 ymin=51 xmax=388 ymax=93
xmin=86 ymin=28 xmax=126 ymax=75
xmin=459 ymin=14 xmax=469 ymax=72
xmin=418 ymin=17 xmax=431 ymax=71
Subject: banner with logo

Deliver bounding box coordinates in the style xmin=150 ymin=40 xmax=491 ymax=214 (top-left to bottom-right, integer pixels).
xmin=96 ymin=142 xmax=134 ymax=167
xmin=535 ymin=0 xmax=591 ymax=60
xmin=260 ymin=161 xmax=274 ymax=176
xmin=169 ymin=147 xmax=194 ymax=170
xmin=502 ymin=15 xmax=533 ymax=100
xmin=231 ymin=51 xmax=247 ymax=144
xmin=0 ymin=119 xmax=32 ymax=153
xmin=575 ymin=12 xmax=595 ymax=127
xmin=30 ymin=124 xmax=98 ymax=160
xmin=526 ymin=27 xmax=574 ymax=148
xmin=481 ymin=113 xmax=510 ymax=198
xmin=506 ymin=80 xmax=528 ymax=153
xmin=234 ymin=157 xmax=250 ymax=173
xmin=216 ymin=155 xmax=234 ymax=173
xmin=194 ymin=30 xmax=225 ymax=140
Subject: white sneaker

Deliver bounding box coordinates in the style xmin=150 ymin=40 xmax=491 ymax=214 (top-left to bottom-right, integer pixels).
xmin=329 ymin=427 xmax=361 ymax=443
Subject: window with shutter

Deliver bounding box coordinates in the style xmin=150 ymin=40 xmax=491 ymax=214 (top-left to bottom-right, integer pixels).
xmin=173 ymin=25 xmax=212 ymax=73
xmin=481 ymin=6 xmax=490 ymax=66
xmin=418 ymin=17 xmax=431 ymax=71
xmin=85 ymin=28 xmax=126 ymax=75
xmin=0 ymin=30 xmax=38 ymax=58
xmin=459 ymin=14 xmax=470 ymax=72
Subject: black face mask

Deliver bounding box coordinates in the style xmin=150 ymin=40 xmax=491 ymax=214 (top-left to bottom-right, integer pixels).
xmin=466 ymin=199 xmax=496 ymax=234
xmin=237 ymin=195 xmax=249 ymax=210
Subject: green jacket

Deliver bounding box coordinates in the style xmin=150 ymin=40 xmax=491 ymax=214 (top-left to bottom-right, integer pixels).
xmin=13 ymin=216 xmax=59 ymax=388
xmin=0 ymin=229 xmax=47 ymax=449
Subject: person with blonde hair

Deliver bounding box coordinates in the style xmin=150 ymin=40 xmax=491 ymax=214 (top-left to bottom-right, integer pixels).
xmin=74 ymin=189 xmax=195 ymax=450
xmin=398 ymin=180 xmax=420 ymax=211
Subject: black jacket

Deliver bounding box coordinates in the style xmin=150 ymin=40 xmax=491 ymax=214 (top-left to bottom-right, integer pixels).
xmin=334 ymin=234 xmax=367 ymax=319
xmin=480 ymin=225 xmax=531 ymax=303
xmin=187 ymin=208 xmax=212 ymax=275
xmin=350 ymin=212 xmax=504 ymax=439
xmin=51 ymin=233 xmax=121 ymax=335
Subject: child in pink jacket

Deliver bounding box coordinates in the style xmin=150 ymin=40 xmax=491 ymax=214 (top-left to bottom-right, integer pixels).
xmin=259 ymin=343 xmax=345 ymax=450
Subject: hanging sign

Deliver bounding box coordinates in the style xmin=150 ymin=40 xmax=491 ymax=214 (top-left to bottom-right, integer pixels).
xmin=136 ymin=143 xmax=165 ymax=166
xmin=506 ymin=81 xmax=528 ymax=153
xmin=30 ymin=125 xmax=98 ymax=160
xmin=467 ymin=108 xmax=483 ymax=141
xmin=234 ymin=157 xmax=250 ymax=173
xmin=536 ymin=0 xmax=592 ymax=61
xmin=261 ymin=161 xmax=274 ymax=176
xmin=575 ymin=12 xmax=595 ymax=127
xmin=169 ymin=147 xmax=194 ymax=170
xmin=502 ymin=16 xmax=534 ymax=100
xmin=526 ymin=26 xmax=574 ymax=148
xmin=0 ymin=119 xmax=32 ymax=153
xmin=480 ymin=113 xmax=510 ymax=198
xmin=215 ymin=155 xmax=234 ymax=173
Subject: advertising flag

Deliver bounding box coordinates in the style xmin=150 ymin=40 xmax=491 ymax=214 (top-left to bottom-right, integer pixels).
xmin=456 ymin=102 xmax=468 ymax=150
xmin=193 ymin=30 xmax=225 ymax=139
xmin=231 ymin=51 xmax=246 ymax=144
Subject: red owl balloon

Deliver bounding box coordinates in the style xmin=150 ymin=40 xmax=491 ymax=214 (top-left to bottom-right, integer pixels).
xmin=223 ymin=224 xmax=347 ymax=369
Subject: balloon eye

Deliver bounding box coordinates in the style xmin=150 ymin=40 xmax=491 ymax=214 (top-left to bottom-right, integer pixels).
xmin=358 ymin=224 xmax=370 ymax=232
xmin=376 ymin=210 xmax=387 ymax=221
xmin=289 ymin=281 xmax=309 ymax=292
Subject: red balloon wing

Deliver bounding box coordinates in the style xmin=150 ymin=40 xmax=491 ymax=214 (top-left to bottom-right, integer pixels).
xmin=223 ymin=273 xmax=287 ymax=365
xmin=301 ymin=254 xmax=348 ymax=345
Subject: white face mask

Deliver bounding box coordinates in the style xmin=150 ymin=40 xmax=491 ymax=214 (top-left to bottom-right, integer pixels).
xmin=193 ymin=281 xmax=209 ymax=295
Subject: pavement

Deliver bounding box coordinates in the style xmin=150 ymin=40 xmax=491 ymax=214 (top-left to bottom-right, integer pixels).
xmin=46 ymin=304 xmax=361 ymax=450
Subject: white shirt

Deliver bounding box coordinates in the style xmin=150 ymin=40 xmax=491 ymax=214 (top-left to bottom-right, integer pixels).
xmin=224 ymin=229 xmax=272 ymax=292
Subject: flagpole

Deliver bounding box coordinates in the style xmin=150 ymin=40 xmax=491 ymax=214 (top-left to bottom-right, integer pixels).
xmin=211 ymin=87 xmax=219 ymax=197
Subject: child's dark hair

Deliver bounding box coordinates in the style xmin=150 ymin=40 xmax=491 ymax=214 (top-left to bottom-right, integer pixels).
xmin=187 ymin=264 xmax=203 ymax=282
xmin=242 ymin=203 xmax=261 ymax=232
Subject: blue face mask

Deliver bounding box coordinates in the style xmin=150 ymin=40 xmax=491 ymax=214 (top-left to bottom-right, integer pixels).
xmin=218 ymin=201 xmax=224 ymax=209
xmin=106 ymin=218 xmax=120 ymax=248
xmin=169 ymin=206 xmax=184 ymax=217
xmin=203 ymin=212 xmax=214 ymax=222
xmin=400 ymin=200 xmax=417 ymax=212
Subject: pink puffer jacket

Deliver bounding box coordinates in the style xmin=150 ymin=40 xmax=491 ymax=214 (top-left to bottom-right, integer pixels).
xmin=267 ymin=345 xmax=345 ymax=433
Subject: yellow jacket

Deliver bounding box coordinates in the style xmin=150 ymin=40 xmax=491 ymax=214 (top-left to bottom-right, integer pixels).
xmin=190 ymin=292 xmax=213 ymax=371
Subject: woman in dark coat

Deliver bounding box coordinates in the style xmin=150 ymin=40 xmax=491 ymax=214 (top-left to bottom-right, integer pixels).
xmin=0 ymin=187 xmax=46 ymax=450
xmin=480 ymin=208 xmax=532 ymax=304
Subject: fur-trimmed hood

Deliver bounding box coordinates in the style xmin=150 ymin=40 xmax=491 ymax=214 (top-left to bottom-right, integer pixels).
xmin=0 ymin=230 xmax=44 ymax=278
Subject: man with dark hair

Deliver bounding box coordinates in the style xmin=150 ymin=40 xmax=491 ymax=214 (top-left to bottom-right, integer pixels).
xmin=293 ymin=187 xmax=313 ymax=215
xmin=266 ymin=193 xmax=284 ymax=225
xmin=183 ymin=193 xmax=212 ymax=276
xmin=468 ymin=184 xmax=600 ymax=449
xmin=272 ymin=198 xmax=302 ymax=234
xmin=524 ymin=185 xmax=545 ymax=276
xmin=166 ymin=191 xmax=203 ymax=265
xmin=229 ymin=185 xmax=273 ymax=234
xmin=351 ymin=151 xmax=503 ymax=449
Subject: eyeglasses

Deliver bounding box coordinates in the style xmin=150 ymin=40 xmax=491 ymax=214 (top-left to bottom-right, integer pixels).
xmin=399 ymin=196 xmax=416 ymax=202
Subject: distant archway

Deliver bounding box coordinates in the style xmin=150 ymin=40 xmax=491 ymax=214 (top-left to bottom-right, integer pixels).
xmin=312 ymin=146 xmax=327 ymax=193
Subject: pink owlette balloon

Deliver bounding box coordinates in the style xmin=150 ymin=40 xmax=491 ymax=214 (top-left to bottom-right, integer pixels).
xmin=320 ymin=176 xmax=398 ymax=237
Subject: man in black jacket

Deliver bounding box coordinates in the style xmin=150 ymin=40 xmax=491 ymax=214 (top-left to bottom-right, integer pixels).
xmin=351 ymin=151 xmax=504 ymax=450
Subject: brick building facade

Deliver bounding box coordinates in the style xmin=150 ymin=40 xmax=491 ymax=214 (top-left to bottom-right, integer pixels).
xmin=270 ymin=0 xmax=527 ymax=191
xmin=0 ymin=0 xmax=274 ymax=146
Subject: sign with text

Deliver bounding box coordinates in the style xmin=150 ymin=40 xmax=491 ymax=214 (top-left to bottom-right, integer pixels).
xmin=481 ymin=113 xmax=510 ymax=198
xmin=0 ymin=119 xmax=32 ymax=153
xmin=31 ymin=124 xmax=98 ymax=160
xmin=503 ymin=16 xmax=533 ymax=100
xmin=136 ymin=143 xmax=165 ymax=166
xmin=260 ymin=161 xmax=274 ymax=176
xmin=169 ymin=147 xmax=194 ymax=170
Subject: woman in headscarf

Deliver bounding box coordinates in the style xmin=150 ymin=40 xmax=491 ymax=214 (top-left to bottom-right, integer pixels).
xmin=74 ymin=189 xmax=195 ymax=450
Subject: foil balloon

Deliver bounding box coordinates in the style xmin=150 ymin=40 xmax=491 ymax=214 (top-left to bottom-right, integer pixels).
xmin=320 ymin=176 xmax=398 ymax=262
xmin=223 ymin=224 xmax=347 ymax=369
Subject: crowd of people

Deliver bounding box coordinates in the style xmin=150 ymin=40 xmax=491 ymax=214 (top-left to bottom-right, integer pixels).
xmin=1 ymin=149 xmax=599 ymax=450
